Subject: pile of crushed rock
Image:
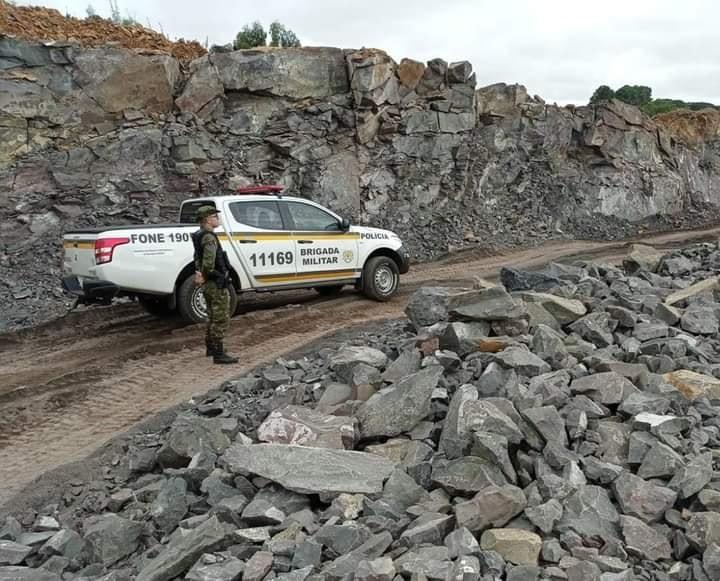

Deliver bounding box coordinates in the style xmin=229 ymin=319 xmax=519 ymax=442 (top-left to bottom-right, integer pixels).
xmin=5 ymin=243 xmax=720 ymax=580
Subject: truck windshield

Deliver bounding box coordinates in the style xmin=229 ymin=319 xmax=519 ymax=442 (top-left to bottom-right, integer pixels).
xmin=179 ymin=201 xmax=216 ymax=224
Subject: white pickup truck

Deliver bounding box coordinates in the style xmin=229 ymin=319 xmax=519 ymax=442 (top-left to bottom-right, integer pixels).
xmin=61 ymin=187 xmax=410 ymax=323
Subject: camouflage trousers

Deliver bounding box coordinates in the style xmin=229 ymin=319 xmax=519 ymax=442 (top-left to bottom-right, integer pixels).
xmin=203 ymin=280 xmax=230 ymax=344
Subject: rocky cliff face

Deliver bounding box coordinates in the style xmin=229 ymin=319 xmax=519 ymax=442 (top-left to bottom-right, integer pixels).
xmin=1 ymin=37 xmax=720 ymax=329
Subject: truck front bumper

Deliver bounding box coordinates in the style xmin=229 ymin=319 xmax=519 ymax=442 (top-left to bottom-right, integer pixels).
xmin=62 ymin=276 xmax=119 ymax=305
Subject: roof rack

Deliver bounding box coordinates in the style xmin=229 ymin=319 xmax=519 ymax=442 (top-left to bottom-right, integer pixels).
xmin=236 ymin=185 xmax=285 ymax=197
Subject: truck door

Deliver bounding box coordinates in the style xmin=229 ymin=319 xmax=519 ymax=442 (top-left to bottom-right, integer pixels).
xmin=284 ymin=200 xmax=360 ymax=282
xmin=225 ymin=200 xmax=297 ymax=286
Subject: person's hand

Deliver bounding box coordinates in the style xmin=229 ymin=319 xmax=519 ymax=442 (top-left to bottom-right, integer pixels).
xmin=194 ymin=271 xmax=205 ymax=285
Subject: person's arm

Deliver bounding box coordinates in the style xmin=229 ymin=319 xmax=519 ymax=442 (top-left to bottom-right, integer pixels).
xmin=200 ymin=233 xmax=218 ymax=277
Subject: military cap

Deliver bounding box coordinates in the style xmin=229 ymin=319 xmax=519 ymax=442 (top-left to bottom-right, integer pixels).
xmin=196 ymin=205 xmax=220 ymax=221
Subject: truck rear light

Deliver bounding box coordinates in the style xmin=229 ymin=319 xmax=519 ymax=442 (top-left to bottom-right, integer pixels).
xmin=95 ymin=237 xmax=129 ymax=264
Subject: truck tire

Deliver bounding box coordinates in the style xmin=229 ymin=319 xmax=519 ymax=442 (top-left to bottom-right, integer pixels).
xmin=177 ymin=276 xmax=238 ymax=324
xmin=138 ymin=295 xmax=175 ymax=318
xmin=314 ymin=284 xmax=344 ymax=296
xmin=361 ymin=256 xmax=399 ymax=301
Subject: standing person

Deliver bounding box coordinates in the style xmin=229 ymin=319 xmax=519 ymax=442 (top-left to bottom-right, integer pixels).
xmin=192 ymin=205 xmax=238 ymax=364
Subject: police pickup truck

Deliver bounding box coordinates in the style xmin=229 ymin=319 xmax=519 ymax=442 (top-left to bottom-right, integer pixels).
xmin=61 ymin=186 xmax=410 ymax=323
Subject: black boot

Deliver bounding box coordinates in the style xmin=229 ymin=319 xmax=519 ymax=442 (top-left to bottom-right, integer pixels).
xmin=213 ymin=341 xmax=238 ymax=364
xmin=205 ymin=339 xmax=215 ymax=357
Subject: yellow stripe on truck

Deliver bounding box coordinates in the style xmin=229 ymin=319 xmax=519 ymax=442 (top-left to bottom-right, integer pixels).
xmin=63 ymin=241 xmax=95 ymax=249
xmin=256 ymin=270 xmax=359 ymax=283
xmin=217 ymin=232 xmax=361 ymax=242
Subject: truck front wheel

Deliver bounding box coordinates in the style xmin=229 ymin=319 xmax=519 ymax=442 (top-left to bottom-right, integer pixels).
xmin=177 ymin=276 xmax=238 ymax=324
xmin=361 ymin=256 xmax=400 ymax=301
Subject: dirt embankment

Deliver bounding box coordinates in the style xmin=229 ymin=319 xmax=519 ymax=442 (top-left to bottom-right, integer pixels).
xmin=0 ymin=0 xmax=205 ymax=60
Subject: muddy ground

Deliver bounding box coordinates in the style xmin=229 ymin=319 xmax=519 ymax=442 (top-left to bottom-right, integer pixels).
xmin=3 ymin=226 xmax=720 ymax=515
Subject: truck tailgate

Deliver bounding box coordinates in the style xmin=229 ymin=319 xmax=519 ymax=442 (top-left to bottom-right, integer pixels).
xmin=63 ymin=233 xmax=98 ymax=277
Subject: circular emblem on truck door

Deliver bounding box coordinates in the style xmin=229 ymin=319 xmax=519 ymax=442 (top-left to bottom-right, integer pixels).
xmin=342 ymin=250 xmax=354 ymax=263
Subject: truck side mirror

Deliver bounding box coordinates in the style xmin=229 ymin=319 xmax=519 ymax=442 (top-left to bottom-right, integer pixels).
xmin=340 ymin=217 xmax=351 ymax=231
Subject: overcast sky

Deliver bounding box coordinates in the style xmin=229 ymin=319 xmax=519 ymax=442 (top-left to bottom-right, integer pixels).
xmin=22 ymin=0 xmax=720 ymax=105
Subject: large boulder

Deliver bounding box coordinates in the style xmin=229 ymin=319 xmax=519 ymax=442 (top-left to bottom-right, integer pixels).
xmin=73 ymin=48 xmax=180 ymax=114
xmin=222 ymin=443 xmax=394 ymax=495
xmin=357 ymin=366 xmax=443 ymax=439
xmin=210 ymin=48 xmax=349 ymax=99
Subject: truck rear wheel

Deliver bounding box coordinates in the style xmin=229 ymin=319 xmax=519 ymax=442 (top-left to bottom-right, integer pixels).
xmin=177 ymin=276 xmax=238 ymax=324
xmin=361 ymin=256 xmax=399 ymax=301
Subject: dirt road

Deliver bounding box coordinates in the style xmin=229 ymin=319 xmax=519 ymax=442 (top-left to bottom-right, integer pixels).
xmin=1 ymin=226 xmax=719 ymax=505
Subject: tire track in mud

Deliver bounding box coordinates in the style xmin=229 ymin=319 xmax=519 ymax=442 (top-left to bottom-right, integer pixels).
xmin=1 ymin=224 xmax=720 ymax=505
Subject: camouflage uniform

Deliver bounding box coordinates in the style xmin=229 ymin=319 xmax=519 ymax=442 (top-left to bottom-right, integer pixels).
xmin=198 ymin=232 xmax=230 ymax=345
xmin=193 ymin=205 xmax=238 ymax=364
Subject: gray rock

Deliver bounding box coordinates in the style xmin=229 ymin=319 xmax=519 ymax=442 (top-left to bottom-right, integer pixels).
xmin=243 ymin=551 xmax=273 ymax=581
xmin=500 ymin=268 xmax=564 ymax=292
xmin=393 ymin=546 xmax=452 ymax=580
xmin=292 ymin=539 xmax=322 ymax=569
xmin=517 ymin=292 xmax=587 ymax=325
xmin=524 ymin=499 xmax=563 ymax=533
xmin=136 ymin=516 xmax=234 ymax=581
xmin=581 ymin=457 xmax=623 ymax=484
xmin=682 ymin=306 xmax=719 ymax=335
xmin=618 ymin=391 xmax=671 ymax=416
xmin=433 ymin=456 xmax=507 ymax=495
xmin=357 ymin=366 xmax=442 ymax=438
xmin=355 ymin=557 xmax=395 ymax=581
xmin=257 ymin=405 xmax=356 ymax=449
xmin=150 ymin=477 xmax=188 ymax=534
xmin=637 ymin=441 xmax=685 ymax=479
xmin=185 ymin=554 xmax=245 ymax=581
xmin=454 ymin=485 xmax=527 ymax=532
xmin=440 ymin=322 xmax=491 ymax=356
xmin=400 ymin=513 xmax=455 ymax=547
xmin=83 ymin=514 xmax=143 ymax=567
xmin=687 ymin=512 xmax=720 ymax=552
xmin=314 ymin=522 xmax=371 ymax=558
xmin=542 ymin=539 xmax=567 ymax=563
xmin=330 ymin=346 xmax=388 ymax=384
xmin=405 ymin=287 xmax=457 ymax=327
xmin=241 ymin=498 xmax=286 ymax=526
xmin=322 ymin=532 xmax=393 ymax=581
xmin=0 ymin=567 xmax=61 ymax=581
xmin=569 ymin=372 xmax=637 ymax=406
xmin=0 ymin=542 xmax=31 ymax=566
xmin=566 ymin=561 xmax=601 ymax=581
xmin=704 ymin=544 xmax=720 ymax=580
xmin=471 ymin=431 xmax=517 ymax=483
xmin=557 ymin=485 xmax=620 ymax=538
xmin=522 ymin=406 xmax=567 ymax=446
xmin=222 ymin=443 xmax=394 ymax=495
xmin=700 ymin=490 xmax=720 ymax=512
xmin=444 ymin=527 xmax=481 ymax=559
xmin=38 ymin=530 xmax=84 ymax=560
xmin=449 ymin=286 xmax=528 ymax=322
xmin=493 ymin=346 xmax=552 ymax=377
xmin=382 ymin=349 xmax=422 ymax=383
xmin=612 ymin=472 xmax=677 ymax=523
xmin=212 ymin=47 xmax=348 ymax=98
xmin=480 ymin=529 xmax=542 ymax=566
xmin=619 ymin=515 xmax=672 ymax=561
xmin=0 ymin=520 xmax=21 ymax=543
xmin=669 ymin=452 xmax=713 ymax=499
xmin=569 ymin=313 xmax=616 ymax=347
xmin=157 ymin=416 xmax=232 ymax=469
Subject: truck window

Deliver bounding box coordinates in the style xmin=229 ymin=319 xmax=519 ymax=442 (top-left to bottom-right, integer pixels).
xmin=286 ymin=201 xmax=340 ymax=231
xmin=229 ymin=200 xmax=285 ymax=230
xmin=179 ymin=200 xmax=216 ymax=224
